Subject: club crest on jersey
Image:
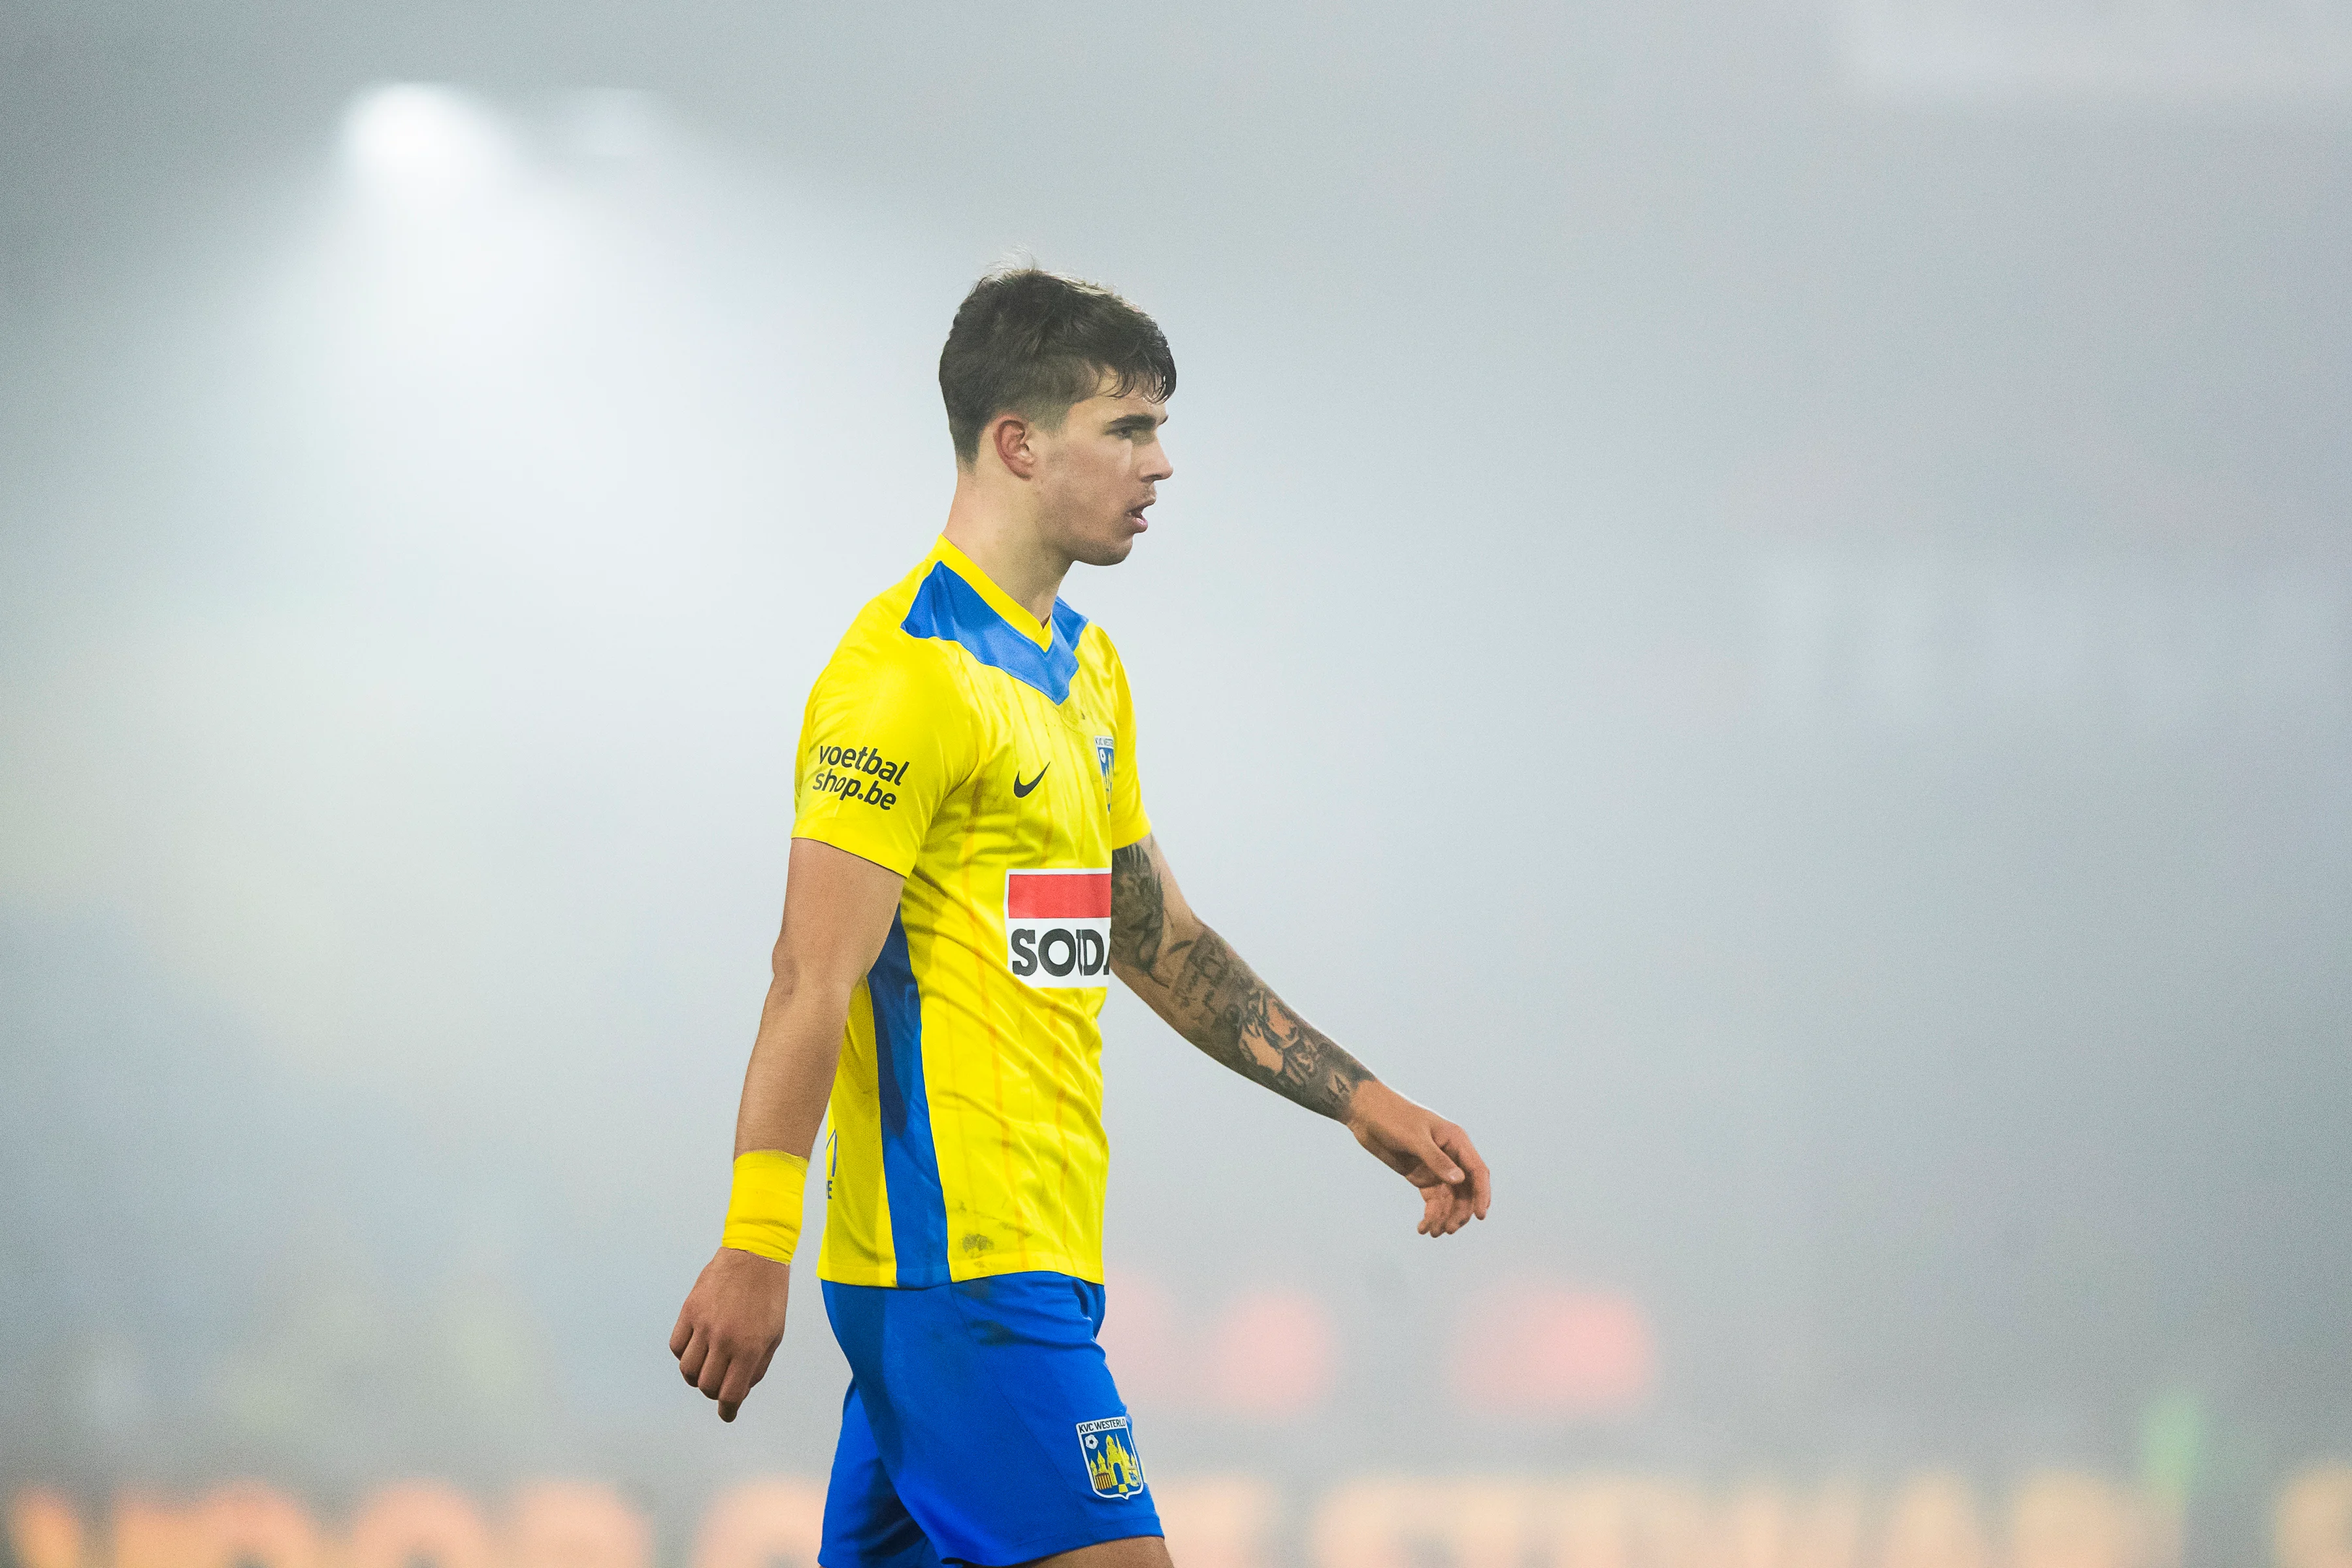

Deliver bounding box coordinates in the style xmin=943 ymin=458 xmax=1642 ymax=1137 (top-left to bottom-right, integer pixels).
xmin=1093 ymin=734 xmax=1115 ymax=783
xmin=1077 ymin=1416 xmax=1146 ymax=1499
xmin=1005 ymin=868 xmax=1112 ymax=988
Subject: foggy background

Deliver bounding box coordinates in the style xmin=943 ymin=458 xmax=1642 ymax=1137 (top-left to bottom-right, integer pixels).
xmin=3 ymin=3 xmax=2349 ymax=1564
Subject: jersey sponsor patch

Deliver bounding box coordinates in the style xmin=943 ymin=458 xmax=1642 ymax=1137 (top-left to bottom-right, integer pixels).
xmin=1005 ymin=868 xmax=1111 ymax=988
xmin=1076 ymin=1415 xmax=1146 ymax=1499
xmin=806 ymin=742 xmax=907 ymax=810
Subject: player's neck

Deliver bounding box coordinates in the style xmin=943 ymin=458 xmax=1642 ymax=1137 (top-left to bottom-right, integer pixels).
xmin=942 ymin=478 xmax=1070 ymax=631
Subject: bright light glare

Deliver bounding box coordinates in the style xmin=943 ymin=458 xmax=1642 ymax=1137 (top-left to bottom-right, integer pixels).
xmin=340 ymin=84 xmax=514 ymax=201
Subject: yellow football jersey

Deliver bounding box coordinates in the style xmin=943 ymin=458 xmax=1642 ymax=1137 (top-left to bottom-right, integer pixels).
xmin=794 ymin=535 xmax=1150 ymax=1286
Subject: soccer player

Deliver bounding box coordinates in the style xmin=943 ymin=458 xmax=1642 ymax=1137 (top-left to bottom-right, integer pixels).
xmin=669 ymin=270 xmax=1492 ymax=1567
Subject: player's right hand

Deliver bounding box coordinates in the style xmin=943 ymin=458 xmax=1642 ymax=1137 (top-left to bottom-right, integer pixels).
xmin=670 ymin=1246 xmax=792 ymax=1422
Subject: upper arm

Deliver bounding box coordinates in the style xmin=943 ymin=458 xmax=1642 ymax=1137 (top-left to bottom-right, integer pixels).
xmin=779 ymin=634 xmax=964 ymax=988
xmin=791 ymin=640 xmax=979 ymax=877
xmin=1105 ymin=647 xmax=1151 ymax=851
xmin=776 ymin=836 xmax=905 ymax=995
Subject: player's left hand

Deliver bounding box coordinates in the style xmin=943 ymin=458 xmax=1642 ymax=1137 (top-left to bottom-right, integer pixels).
xmin=1343 ymin=1081 xmax=1492 ymax=1236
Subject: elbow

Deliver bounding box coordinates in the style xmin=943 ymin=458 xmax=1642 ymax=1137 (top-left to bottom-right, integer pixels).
xmin=771 ymin=945 xmax=859 ymax=1016
xmin=768 ymin=944 xmax=819 ymax=1004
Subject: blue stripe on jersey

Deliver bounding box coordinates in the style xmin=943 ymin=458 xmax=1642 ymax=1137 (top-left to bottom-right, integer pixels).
xmin=868 ymin=911 xmax=949 ymax=1286
xmin=900 ymin=561 xmax=1088 ymax=704
xmin=1050 ymin=597 xmax=1090 ymax=651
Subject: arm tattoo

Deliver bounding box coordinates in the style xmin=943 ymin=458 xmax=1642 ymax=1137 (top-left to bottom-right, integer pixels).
xmin=1109 ymin=841 xmax=1169 ymax=975
xmin=1110 ymin=841 xmax=1372 ymax=1121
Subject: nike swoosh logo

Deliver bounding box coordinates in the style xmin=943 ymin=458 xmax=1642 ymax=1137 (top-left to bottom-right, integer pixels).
xmin=1013 ymin=764 xmax=1049 ymax=798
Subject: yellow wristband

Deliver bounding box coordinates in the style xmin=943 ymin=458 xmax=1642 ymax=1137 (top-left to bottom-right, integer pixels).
xmin=721 ymin=1150 xmax=809 ymax=1265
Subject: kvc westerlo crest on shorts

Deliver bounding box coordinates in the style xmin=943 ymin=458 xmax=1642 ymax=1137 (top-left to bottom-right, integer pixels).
xmin=1076 ymin=1416 xmax=1146 ymax=1499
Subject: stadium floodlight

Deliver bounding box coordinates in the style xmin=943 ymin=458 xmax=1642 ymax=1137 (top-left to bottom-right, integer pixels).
xmin=340 ymin=84 xmax=514 ymax=204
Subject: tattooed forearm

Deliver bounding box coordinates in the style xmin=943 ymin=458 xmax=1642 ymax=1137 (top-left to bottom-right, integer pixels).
xmin=1110 ymin=839 xmax=1372 ymax=1121
xmin=1165 ymin=926 xmax=1371 ymax=1119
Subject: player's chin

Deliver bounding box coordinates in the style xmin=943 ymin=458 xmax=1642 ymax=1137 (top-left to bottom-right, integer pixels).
xmin=1075 ymin=531 xmax=1140 ymax=568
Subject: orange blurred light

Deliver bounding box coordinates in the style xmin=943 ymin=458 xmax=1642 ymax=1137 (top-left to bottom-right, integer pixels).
xmin=1449 ymin=1280 xmax=1654 ymax=1418
xmin=1203 ymin=1288 xmax=1339 ymax=1421
xmin=7 ymin=1492 xmax=82 ymax=1568
xmin=2276 ymin=1467 xmax=2352 ymax=1568
xmin=1882 ymin=1473 xmax=1993 ymax=1568
xmin=508 ymin=1486 xmax=647 ymax=1568
xmin=348 ymin=1484 xmax=497 ymax=1568
xmin=689 ymin=1481 xmax=824 ymax=1568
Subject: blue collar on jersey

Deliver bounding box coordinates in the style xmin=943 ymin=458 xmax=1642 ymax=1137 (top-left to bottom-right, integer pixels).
xmin=900 ymin=561 xmax=1088 ymax=704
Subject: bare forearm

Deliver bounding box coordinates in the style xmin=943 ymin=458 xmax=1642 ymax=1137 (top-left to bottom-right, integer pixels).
xmin=1109 ymin=840 xmax=1372 ymax=1121
xmin=732 ymin=967 xmax=852 ymax=1158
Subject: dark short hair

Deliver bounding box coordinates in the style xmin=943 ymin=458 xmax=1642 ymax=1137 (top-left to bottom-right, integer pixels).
xmin=939 ymin=269 xmax=1176 ymax=465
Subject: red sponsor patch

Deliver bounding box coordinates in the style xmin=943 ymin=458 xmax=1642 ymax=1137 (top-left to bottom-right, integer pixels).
xmin=1005 ymin=869 xmax=1111 ymax=920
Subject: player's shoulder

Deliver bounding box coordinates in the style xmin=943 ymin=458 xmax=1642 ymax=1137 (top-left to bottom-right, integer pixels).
xmin=811 ymin=556 xmax=970 ymax=701
xmin=1067 ymin=607 xmax=1127 ymax=672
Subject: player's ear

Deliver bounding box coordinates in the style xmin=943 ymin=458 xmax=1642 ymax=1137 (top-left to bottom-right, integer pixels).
xmin=991 ymin=414 xmax=1039 ymax=480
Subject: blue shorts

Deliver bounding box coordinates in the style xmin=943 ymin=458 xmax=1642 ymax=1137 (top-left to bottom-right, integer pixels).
xmin=818 ymin=1272 xmax=1162 ymax=1567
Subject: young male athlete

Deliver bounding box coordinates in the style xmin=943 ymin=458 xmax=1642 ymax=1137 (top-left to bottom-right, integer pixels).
xmin=668 ymin=270 xmax=1492 ymax=1567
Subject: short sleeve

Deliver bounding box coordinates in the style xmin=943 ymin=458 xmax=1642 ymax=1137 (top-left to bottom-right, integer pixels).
xmin=792 ymin=639 xmax=979 ymax=876
xmin=1105 ymin=640 xmax=1151 ymax=851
